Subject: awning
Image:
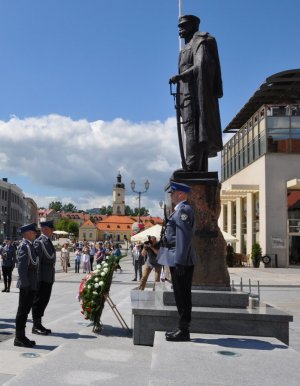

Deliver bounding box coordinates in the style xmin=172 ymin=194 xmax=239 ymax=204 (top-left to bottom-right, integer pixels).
xmin=287 ymin=179 xmax=300 ymax=189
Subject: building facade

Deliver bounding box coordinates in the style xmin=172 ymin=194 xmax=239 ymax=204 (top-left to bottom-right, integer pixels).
xmin=0 ymin=178 xmax=38 ymax=241
xmin=219 ymin=70 xmax=300 ymax=267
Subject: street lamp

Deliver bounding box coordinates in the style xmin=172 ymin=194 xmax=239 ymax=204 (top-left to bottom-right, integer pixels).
xmin=130 ymin=179 xmax=150 ymax=223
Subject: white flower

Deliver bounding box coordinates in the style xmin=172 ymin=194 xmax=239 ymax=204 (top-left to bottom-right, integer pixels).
xmin=99 ymin=281 xmax=104 ymax=286
xmin=103 ymin=268 xmax=108 ymax=273
xmin=94 ymin=277 xmax=99 ymax=282
xmin=103 ymin=263 xmax=108 ymax=267
xmin=101 ymin=261 xmax=105 ymax=265
xmin=87 ymin=285 xmax=92 ymax=289
xmin=93 ymin=291 xmax=98 ymax=295
xmin=94 ymin=283 xmax=99 ymax=288
xmin=96 ymin=264 xmax=101 ymax=269
xmin=100 ymin=272 xmax=106 ymax=277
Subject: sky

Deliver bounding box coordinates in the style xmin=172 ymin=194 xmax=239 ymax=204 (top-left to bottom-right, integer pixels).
xmin=0 ymin=0 xmax=300 ymax=217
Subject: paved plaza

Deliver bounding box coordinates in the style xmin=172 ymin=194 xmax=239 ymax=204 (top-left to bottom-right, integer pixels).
xmin=1 ymin=254 xmax=300 ymax=385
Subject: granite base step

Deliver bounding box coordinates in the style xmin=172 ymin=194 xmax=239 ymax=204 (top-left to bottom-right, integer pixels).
xmin=132 ymin=298 xmax=293 ymax=346
xmin=155 ymin=282 xmax=249 ymax=308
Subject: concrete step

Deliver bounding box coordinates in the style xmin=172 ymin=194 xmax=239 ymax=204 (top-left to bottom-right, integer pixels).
xmin=149 ymin=331 xmax=300 ymax=386
xmin=132 ymin=298 xmax=293 ymax=346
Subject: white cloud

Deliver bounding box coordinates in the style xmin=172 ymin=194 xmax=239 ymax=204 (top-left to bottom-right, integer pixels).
xmin=0 ymin=114 xmax=222 ymax=213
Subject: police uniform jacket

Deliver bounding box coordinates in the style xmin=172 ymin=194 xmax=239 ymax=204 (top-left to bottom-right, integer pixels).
xmin=34 ymin=234 xmax=56 ymax=283
xmin=158 ymin=200 xmax=197 ymax=267
xmin=17 ymin=239 xmax=39 ymax=290
xmin=1 ymin=244 xmax=16 ymax=267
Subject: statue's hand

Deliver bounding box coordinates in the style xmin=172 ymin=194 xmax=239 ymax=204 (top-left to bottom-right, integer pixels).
xmin=169 ymin=75 xmax=180 ymax=84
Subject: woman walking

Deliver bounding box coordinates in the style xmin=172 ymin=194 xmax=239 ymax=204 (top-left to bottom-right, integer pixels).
xmin=60 ymin=243 xmax=70 ymax=273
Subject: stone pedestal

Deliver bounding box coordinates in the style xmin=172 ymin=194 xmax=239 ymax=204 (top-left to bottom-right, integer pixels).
xmin=170 ymin=171 xmax=230 ymax=287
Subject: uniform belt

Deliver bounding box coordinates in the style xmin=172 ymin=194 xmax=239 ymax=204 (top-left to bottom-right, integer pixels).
xmin=166 ymin=243 xmax=176 ymax=249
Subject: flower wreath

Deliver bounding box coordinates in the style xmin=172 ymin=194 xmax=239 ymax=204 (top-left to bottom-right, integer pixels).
xmin=79 ymin=254 xmax=120 ymax=331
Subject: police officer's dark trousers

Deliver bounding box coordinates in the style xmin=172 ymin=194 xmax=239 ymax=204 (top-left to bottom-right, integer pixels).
xmin=16 ymin=287 xmax=36 ymax=337
xmin=170 ymin=265 xmax=194 ymax=330
xmin=32 ymin=281 xmax=53 ymax=320
xmin=2 ymin=266 xmax=13 ymax=291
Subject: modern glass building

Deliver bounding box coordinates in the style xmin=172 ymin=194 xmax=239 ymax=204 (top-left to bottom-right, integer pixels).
xmin=219 ymin=70 xmax=300 ymax=266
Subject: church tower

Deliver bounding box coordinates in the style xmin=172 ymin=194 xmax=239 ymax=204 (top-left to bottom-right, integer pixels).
xmin=112 ymin=172 xmax=125 ymax=215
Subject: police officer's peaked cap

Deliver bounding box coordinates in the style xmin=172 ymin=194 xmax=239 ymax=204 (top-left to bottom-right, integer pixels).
xmin=178 ymin=15 xmax=200 ymax=27
xmin=19 ymin=223 xmax=38 ymax=234
xmin=170 ymin=181 xmax=191 ymax=193
xmin=40 ymin=220 xmax=55 ymax=228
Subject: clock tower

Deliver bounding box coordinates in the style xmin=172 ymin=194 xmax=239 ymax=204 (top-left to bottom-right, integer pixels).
xmin=112 ymin=172 xmax=125 ymax=215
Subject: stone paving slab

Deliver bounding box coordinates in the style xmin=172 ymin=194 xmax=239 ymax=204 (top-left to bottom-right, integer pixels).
xmin=149 ymin=332 xmax=300 ymax=386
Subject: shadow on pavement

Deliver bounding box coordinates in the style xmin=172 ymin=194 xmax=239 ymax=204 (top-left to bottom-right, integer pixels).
xmin=191 ymin=337 xmax=288 ymax=351
xmin=99 ymin=325 xmax=133 ymax=338
xmin=51 ymin=332 xmax=97 ymax=340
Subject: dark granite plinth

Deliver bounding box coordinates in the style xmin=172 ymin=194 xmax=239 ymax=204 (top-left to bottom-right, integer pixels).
xmin=169 ymin=173 xmax=230 ymax=287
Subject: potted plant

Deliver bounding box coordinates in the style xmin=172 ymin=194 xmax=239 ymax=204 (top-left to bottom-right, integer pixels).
xmin=251 ymin=242 xmax=262 ymax=268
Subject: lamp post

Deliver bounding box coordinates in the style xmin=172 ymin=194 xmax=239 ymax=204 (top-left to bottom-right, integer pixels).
xmin=130 ymin=179 xmax=150 ymax=223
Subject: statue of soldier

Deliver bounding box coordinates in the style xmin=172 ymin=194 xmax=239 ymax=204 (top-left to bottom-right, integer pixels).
xmin=169 ymin=15 xmax=223 ymax=172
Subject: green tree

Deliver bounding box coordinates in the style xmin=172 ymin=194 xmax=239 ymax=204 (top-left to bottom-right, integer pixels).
xmin=68 ymin=221 xmax=79 ymax=237
xmin=125 ymin=205 xmax=133 ymax=215
xmin=55 ymin=218 xmax=70 ymax=232
xmin=62 ymin=203 xmax=78 ymax=213
xmin=49 ymin=201 xmax=63 ymax=211
xmin=99 ymin=206 xmax=107 ymax=215
xmin=132 ymin=207 xmax=149 ymax=217
xmin=106 ymin=205 xmax=113 ymax=215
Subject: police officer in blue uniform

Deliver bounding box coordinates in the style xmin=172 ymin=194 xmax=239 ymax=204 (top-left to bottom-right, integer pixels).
xmin=14 ymin=223 xmax=39 ymax=348
xmin=1 ymin=238 xmax=16 ymax=292
xmin=158 ymin=181 xmax=196 ymax=341
xmin=32 ymin=220 xmax=56 ymax=335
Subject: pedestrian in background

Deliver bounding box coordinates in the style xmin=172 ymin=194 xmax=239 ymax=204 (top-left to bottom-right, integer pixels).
xmin=132 ymin=243 xmax=143 ymax=281
xmin=74 ymin=248 xmax=82 ymax=273
xmin=1 ymin=239 xmax=16 ymax=292
xmin=14 ymin=223 xmax=38 ymax=348
xmin=89 ymin=242 xmax=96 ymax=271
xmin=96 ymin=242 xmax=105 ymax=264
xmin=60 ymin=243 xmax=70 ymax=273
xmin=139 ymin=236 xmax=161 ymax=290
xmin=82 ymin=247 xmax=90 ymax=273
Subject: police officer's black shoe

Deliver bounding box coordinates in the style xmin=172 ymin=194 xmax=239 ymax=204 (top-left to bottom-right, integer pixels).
xmin=32 ymin=326 xmax=48 ymax=335
xmin=165 ymin=329 xmax=178 ymax=338
xmin=14 ymin=336 xmax=34 ymax=348
xmin=165 ymin=329 xmax=190 ymax=342
xmin=24 ymin=336 xmax=36 ymax=346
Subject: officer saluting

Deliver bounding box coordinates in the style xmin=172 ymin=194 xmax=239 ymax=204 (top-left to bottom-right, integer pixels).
xmin=14 ymin=223 xmax=39 ymax=348
xmin=32 ymin=220 xmax=56 ymax=335
xmin=158 ymin=181 xmax=196 ymax=342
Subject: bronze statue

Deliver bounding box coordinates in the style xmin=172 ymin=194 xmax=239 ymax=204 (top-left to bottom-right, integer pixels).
xmin=169 ymin=15 xmax=223 ymax=172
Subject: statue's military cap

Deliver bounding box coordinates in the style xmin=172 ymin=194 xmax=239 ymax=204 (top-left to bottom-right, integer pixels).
xmin=19 ymin=223 xmax=38 ymax=234
xmin=178 ymin=15 xmax=200 ymax=27
xmin=169 ymin=181 xmax=191 ymax=193
xmin=40 ymin=220 xmax=55 ymax=228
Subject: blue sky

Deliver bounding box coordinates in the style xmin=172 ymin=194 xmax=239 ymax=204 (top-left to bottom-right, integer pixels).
xmin=0 ymin=0 xmax=299 ymax=216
